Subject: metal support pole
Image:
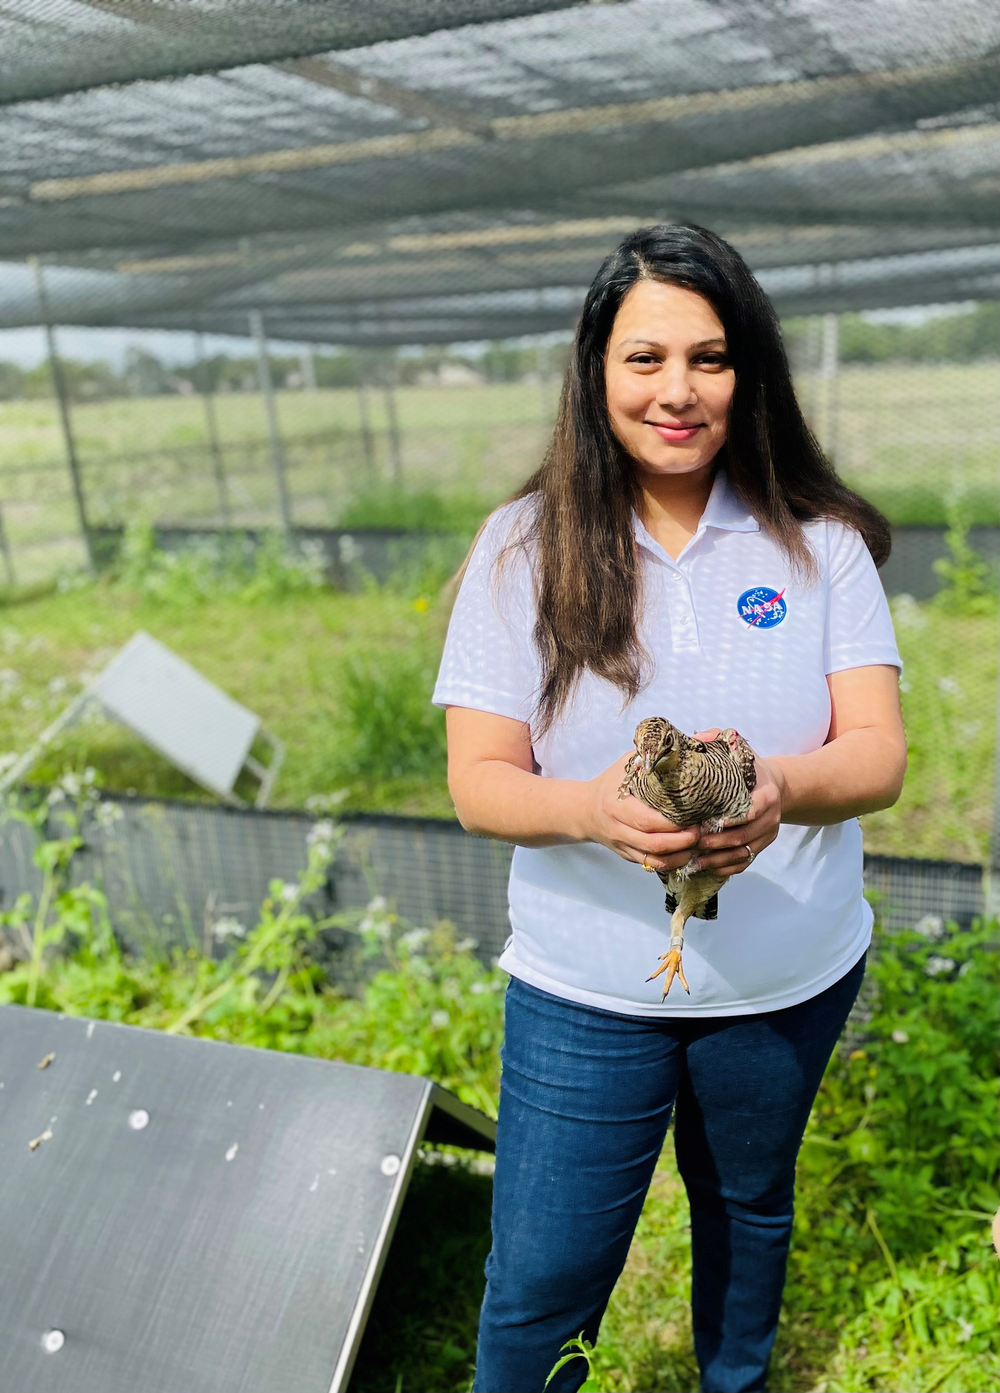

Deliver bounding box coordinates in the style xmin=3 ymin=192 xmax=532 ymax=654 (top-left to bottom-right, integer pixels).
xmin=0 ymin=500 xmax=15 ymax=589
xmin=194 ymin=332 xmax=230 ymax=526
xmin=382 ymin=352 xmax=403 ymax=483
xmin=818 ymin=311 xmax=840 ymax=464
xmin=249 ymin=309 xmax=292 ymax=534
xmin=299 ymin=347 xmax=317 ymax=392
xmin=30 ymin=256 xmax=95 ymax=572
xmin=354 ymin=359 xmax=376 ymax=480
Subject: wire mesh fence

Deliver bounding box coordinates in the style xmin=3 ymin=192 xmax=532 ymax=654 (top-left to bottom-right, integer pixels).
xmin=0 ymin=795 xmax=987 ymax=981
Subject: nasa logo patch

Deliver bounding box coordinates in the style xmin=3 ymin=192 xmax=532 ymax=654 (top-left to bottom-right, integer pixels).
xmin=737 ymin=586 xmax=787 ymax=629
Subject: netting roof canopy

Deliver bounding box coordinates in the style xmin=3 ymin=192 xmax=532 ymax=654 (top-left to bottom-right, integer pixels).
xmin=1 ymin=0 xmax=997 ymax=344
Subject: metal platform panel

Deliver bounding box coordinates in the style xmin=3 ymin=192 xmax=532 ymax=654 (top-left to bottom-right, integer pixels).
xmin=95 ymin=631 xmax=260 ymax=799
xmin=0 ymin=1005 xmax=494 ymax=1393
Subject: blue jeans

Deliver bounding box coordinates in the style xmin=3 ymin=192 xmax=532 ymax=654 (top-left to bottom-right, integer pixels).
xmin=474 ymin=954 xmax=866 ymax=1393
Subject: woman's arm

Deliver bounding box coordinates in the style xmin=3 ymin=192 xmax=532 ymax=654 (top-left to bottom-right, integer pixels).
xmin=446 ymin=663 xmax=906 ymax=879
xmin=445 ymin=707 xmax=701 ymax=870
xmin=694 ymin=664 xmax=906 ymax=877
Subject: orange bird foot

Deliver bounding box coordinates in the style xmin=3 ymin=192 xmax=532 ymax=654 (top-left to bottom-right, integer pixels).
xmin=646 ymin=948 xmax=689 ymax=999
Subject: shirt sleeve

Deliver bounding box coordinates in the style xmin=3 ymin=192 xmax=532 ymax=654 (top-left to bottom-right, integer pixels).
xmin=823 ymin=521 xmax=902 ymax=675
xmin=432 ymin=502 xmax=541 ymax=722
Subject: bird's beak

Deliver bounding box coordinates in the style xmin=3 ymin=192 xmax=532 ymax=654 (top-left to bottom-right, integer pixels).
xmin=642 ymin=752 xmax=653 ymax=773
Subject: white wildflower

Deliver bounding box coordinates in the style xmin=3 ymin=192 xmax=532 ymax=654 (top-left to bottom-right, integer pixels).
xmin=212 ymin=917 xmax=247 ymax=941
xmin=278 ymin=881 xmax=299 ymax=903
xmin=47 ymin=786 xmax=66 ymax=806
xmin=306 ymin=819 xmax=337 ymax=857
xmin=366 ymin=895 xmax=388 ymax=914
xmin=891 ymin=1029 xmax=909 ymax=1044
xmin=0 ymin=667 xmax=20 ymax=686
xmin=430 ymin=1010 xmax=450 ymax=1029
xmin=399 ymin=928 xmax=430 ymax=952
xmin=48 ymin=675 xmax=67 ymax=695
xmin=94 ymin=801 xmax=124 ymax=829
xmin=889 ymin=594 xmax=926 ymax=630
xmin=455 ymin=936 xmax=478 ymax=954
xmin=60 ymin=772 xmax=82 ymax=798
xmin=469 ymin=981 xmax=488 ymax=995
xmin=956 ymin=1317 xmax=974 ymax=1343
xmin=936 ymin=676 xmax=962 ymax=696
xmin=924 ymin=956 xmax=956 ymax=977
xmin=304 ymin=789 xmax=350 ymax=813
xmin=913 ymin=915 xmax=946 ymax=942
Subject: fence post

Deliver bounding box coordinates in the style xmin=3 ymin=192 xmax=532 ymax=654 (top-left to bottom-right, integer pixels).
xmin=194 ymin=331 xmax=230 ymax=526
xmin=817 ymin=311 xmax=840 ymax=463
xmin=0 ymin=500 xmax=15 ymax=589
xmin=382 ymin=352 xmax=403 ymax=482
xmin=29 ymin=256 xmax=95 ymax=573
xmin=249 ymin=309 xmax=292 ymax=534
xmin=354 ymin=353 xmax=376 ymax=480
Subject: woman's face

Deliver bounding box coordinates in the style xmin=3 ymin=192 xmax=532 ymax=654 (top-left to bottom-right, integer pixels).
xmin=604 ymin=279 xmax=735 ymax=479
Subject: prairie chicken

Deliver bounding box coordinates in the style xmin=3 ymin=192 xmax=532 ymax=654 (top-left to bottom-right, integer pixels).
xmin=619 ymin=717 xmax=757 ymax=999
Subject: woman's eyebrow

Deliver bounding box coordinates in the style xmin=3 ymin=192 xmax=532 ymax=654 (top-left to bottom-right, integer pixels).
xmin=617 ymin=336 xmax=727 ymax=349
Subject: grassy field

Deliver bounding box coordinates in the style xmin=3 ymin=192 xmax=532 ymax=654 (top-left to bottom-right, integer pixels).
xmin=0 ymin=570 xmax=995 ymax=864
xmin=0 ymin=360 xmax=995 ymax=585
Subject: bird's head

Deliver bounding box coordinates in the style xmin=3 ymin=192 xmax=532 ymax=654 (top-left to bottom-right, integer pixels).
xmin=632 ymin=716 xmax=702 ymax=774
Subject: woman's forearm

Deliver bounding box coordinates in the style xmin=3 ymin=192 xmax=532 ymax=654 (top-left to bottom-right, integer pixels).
xmin=450 ymin=758 xmax=592 ymax=847
xmin=770 ymin=726 xmax=906 ymax=826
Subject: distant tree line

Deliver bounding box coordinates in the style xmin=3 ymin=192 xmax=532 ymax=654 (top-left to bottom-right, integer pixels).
xmin=0 ymin=303 xmax=994 ymax=402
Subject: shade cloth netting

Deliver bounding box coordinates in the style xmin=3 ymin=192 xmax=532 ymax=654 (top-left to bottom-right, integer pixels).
xmin=0 ymin=0 xmax=997 ymax=344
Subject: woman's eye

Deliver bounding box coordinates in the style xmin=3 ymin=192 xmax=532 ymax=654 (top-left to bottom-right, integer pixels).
xmin=627 ymin=354 xmax=659 ymax=365
xmin=696 ymin=354 xmax=729 ymax=368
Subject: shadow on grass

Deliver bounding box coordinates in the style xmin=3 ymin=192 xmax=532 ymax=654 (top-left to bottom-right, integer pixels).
xmin=349 ymin=1159 xmax=493 ymax=1393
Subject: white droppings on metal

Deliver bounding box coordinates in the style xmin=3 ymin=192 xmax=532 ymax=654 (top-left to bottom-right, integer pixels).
xmin=28 ymin=1128 xmax=53 ymax=1152
xmin=112 ymin=1070 xmax=121 ymax=1082
xmin=258 ymin=1103 xmax=265 ymax=1110
xmin=327 ymin=1167 xmax=337 ymax=1176
xmin=86 ymin=1021 xmax=96 ymax=1039
xmin=380 ymin=1154 xmax=401 ymax=1176
xmin=37 ymin=1052 xmax=55 ymax=1070
xmin=85 ymin=1089 xmax=98 ymax=1105
xmin=41 ymin=1329 xmax=65 ymax=1354
xmin=225 ymin=1143 xmax=239 ymax=1162
xmin=128 ymin=1109 xmax=150 ymax=1130
xmin=309 ymin=1173 xmax=320 ymax=1193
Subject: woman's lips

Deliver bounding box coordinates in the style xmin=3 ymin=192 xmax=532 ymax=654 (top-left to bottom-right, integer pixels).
xmin=649 ymin=422 xmax=703 ymax=442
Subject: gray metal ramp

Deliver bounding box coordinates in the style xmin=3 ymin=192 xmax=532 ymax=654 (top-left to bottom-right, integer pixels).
xmin=0 ymin=1005 xmax=494 ymax=1393
xmin=0 ymin=630 xmax=284 ymax=807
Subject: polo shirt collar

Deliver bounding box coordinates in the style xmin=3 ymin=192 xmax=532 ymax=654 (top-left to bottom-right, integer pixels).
xmin=633 ymin=468 xmax=759 ymax=560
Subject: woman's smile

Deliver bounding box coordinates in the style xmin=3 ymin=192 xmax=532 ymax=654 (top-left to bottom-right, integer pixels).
xmin=647 ymin=420 xmax=704 ymax=442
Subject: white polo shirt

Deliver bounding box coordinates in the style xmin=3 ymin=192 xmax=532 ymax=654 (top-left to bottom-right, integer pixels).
xmin=433 ymin=471 xmax=901 ymax=1016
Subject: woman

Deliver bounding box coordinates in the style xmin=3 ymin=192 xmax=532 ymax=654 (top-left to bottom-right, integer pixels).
xmin=433 ymin=224 xmax=906 ymax=1393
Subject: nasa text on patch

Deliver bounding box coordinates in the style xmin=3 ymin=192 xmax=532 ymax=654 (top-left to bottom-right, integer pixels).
xmin=737 ymin=586 xmax=787 ymax=628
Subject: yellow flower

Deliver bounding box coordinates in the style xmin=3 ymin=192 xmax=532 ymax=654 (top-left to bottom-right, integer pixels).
xmin=413 ymin=597 xmax=430 ymax=613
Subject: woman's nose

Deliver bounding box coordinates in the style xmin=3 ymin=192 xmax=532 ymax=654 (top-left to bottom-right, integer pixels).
xmin=656 ymin=363 xmax=697 ymax=410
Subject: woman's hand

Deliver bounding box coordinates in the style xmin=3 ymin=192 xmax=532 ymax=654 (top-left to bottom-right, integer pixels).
xmin=689 ymin=727 xmax=784 ymax=878
xmin=582 ymin=752 xmax=700 ymax=871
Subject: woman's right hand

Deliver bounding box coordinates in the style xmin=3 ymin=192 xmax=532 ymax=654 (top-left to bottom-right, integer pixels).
xmin=581 ymin=752 xmax=700 ymax=871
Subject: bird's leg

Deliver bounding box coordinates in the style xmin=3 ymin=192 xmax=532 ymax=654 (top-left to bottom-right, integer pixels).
xmin=646 ymin=904 xmax=691 ymax=998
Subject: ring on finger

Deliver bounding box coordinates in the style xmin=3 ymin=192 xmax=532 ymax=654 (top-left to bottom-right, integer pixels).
xmin=641 ymin=854 xmax=656 ymax=873
xmin=744 ymin=844 xmax=755 ymax=865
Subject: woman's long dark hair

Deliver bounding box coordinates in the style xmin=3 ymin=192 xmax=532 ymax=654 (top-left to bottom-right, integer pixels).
xmin=504 ymin=222 xmax=890 ymax=732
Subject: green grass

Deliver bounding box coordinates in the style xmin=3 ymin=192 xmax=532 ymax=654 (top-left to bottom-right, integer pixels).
xmin=0 ymin=570 xmax=994 ymax=863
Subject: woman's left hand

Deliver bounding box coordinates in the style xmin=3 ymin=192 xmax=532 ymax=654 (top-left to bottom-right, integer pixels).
xmin=690 ymin=728 xmax=784 ymax=878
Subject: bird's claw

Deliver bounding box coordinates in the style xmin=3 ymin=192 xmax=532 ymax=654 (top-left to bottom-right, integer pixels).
xmin=646 ymin=948 xmax=689 ymax=998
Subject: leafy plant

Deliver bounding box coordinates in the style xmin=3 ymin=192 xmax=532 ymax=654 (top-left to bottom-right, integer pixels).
xmin=931 ymin=505 xmax=998 ymax=618
xmin=337 ymin=487 xmax=494 ymax=534
xmin=336 ymin=637 xmax=448 ymax=782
